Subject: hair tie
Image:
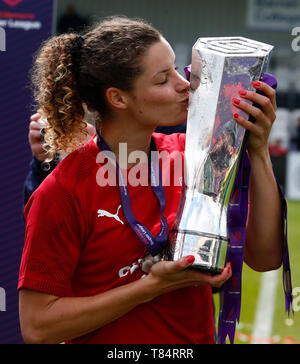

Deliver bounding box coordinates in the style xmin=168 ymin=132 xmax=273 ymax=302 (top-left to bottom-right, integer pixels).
xmin=71 ymin=35 xmax=85 ymax=76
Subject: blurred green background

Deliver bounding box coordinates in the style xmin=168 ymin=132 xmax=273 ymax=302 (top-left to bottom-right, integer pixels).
xmin=214 ymin=200 xmax=300 ymax=344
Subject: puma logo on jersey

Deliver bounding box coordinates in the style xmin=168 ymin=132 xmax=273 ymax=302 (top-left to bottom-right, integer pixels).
xmin=97 ymin=205 xmax=124 ymax=225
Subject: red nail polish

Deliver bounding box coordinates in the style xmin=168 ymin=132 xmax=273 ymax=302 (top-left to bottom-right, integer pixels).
xmin=239 ymin=90 xmax=247 ymax=96
xmin=252 ymin=81 xmax=261 ymax=88
xmin=233 ymin=113 xmax=239 ymax=119
xmin=186 ymin=255 xmax=195 ymax=264
xmin=233 ymin=98 xmax=240 ymax=105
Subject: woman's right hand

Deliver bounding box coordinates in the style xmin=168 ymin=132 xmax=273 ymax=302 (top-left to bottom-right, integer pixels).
xmin=28 ymin=113 xmax=48 ymax=161
xmin=145 ymin=256 xmax=232 ymax=299
xmin=28 ymin=113 xmax=96 ymax=161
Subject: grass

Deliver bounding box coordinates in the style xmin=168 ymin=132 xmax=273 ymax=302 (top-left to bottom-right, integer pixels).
xmin=215 ymin=201 xmax=300 ymax=344
xmin=272 ymin=201 xmax=300 ymax=343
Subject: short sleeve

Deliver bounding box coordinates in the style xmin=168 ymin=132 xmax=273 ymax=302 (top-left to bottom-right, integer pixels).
xmin=153 ymin=132 xmax=186 ymax=153
xmin=19 ymin=174 xmax=85 ymax=297
xmin=177 ymin=133 xmax=186 ymax=153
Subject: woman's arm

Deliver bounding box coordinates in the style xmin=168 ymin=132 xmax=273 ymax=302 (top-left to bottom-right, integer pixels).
xmin=232 ymin=81 xmax=283 ymax=272
xmin=245 ymin=148 xmax=283 ymax=271
xmin=19 ymin=257 xmax=232 ymax=344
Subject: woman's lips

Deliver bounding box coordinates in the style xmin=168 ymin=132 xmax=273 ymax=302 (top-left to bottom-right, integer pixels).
xmin=180 ymin=97 xmax=189 ymax=104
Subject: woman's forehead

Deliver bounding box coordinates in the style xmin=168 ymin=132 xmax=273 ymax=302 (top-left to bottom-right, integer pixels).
xmin=141 ymin=39 xmax=176 ymax=77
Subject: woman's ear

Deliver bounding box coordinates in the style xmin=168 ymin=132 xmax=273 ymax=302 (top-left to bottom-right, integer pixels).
xmin=105 ymin=87 xmax=129 ymax=111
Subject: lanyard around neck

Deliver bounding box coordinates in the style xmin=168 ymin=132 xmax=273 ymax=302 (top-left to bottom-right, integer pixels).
xmin=96 ymin=131 xmax=169 ymax=256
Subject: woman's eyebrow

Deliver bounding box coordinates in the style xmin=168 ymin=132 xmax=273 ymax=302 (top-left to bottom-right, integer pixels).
xmin=152 ymin=58 xmax=176 ymax=79
xmin=152 ymin=68 xmax=171 ymax=78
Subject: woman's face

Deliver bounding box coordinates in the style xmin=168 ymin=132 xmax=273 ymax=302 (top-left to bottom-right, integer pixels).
xmin=126 ymin=38 xmax=190 ymax=128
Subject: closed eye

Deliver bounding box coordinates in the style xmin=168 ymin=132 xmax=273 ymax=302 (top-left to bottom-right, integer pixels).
xmin=158 ymin=78 xmax=168 ymax=85
xmin=156 ymin=66 xmax=179 ymax=85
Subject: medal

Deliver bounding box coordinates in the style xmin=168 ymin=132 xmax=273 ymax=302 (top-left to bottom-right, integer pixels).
xmin=140 ymin=253 xmax=163 ymax=274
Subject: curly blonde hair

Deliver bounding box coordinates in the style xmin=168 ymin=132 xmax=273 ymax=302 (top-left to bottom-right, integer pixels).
xmin=32 ymin=34 xmax=87 ymax=162
xmin=31 ymin=16 xmax=161 ymax=161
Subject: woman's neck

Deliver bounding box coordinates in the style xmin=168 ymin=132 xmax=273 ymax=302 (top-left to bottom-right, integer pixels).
xmin=96 ymin=116 xmax=155 ymax=169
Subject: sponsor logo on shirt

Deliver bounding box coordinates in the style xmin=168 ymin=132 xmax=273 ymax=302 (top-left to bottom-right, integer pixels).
xmin=97 ymin=205 xmax=124 ymax=225
xmin=119 ymin=259 xmax=143 ymax=278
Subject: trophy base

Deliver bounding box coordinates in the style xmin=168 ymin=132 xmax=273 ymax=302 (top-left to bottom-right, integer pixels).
xmin=188 ymin=265 xmax=223 ymax=276
xmin=169 ymin=230 xmax=228 ymax=274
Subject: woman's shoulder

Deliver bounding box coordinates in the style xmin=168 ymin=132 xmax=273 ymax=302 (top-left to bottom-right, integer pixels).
xmin=152 ymin=132 xmax=186 ymax=153
xmin=30 ymin=138 xmax=98 ymax=197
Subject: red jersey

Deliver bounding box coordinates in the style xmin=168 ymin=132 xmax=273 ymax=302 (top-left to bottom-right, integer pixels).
xmin=18 ymin=133 xmax=215 ymax=344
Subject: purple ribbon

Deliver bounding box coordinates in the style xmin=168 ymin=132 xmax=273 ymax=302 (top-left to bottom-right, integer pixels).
xmin=218 ymin=142 xmax=250 ymax=344
xmin=184 ymin=67 xmax=293 ymax=344
xmin=184 ymin=65 xmax=191 ymax=82
xmin=96 ymin=131 xmax=169 ymax=257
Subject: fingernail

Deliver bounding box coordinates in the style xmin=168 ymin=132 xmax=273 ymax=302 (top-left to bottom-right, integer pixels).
xmin=228 ymin=263 xmax=232 ymax=273
xmin=233 ymin=113 xmax=239 ymax=119
xmin=233 ymin=98 xmax=240 ymax=105
xmin=252 ymin=81 xmax=261 ymax=88
xmin=239 ymin=90 xmax=247 ymax=96
xmin=186 ymin=255 xmax=195 ymax=264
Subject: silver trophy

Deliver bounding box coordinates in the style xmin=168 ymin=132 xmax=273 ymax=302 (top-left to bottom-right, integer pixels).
xmin=168 ymin=37 xmax=274 ymax=274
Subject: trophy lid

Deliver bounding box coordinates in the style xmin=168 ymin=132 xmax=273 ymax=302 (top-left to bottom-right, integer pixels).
xmin=194 ymin=37 xmax=274 ymax=57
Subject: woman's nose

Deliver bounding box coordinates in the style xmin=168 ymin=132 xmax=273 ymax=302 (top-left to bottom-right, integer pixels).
xmin=175 ymin=72 xmax=190 ymax=93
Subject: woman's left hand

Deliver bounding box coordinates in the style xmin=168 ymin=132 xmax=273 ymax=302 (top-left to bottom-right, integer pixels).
xmin=232 ymin=81 xmax=277 ymax=154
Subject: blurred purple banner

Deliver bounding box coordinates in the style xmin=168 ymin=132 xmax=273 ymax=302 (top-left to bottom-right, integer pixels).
xmin=0 ymin=0 xmax=56 ymax=344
